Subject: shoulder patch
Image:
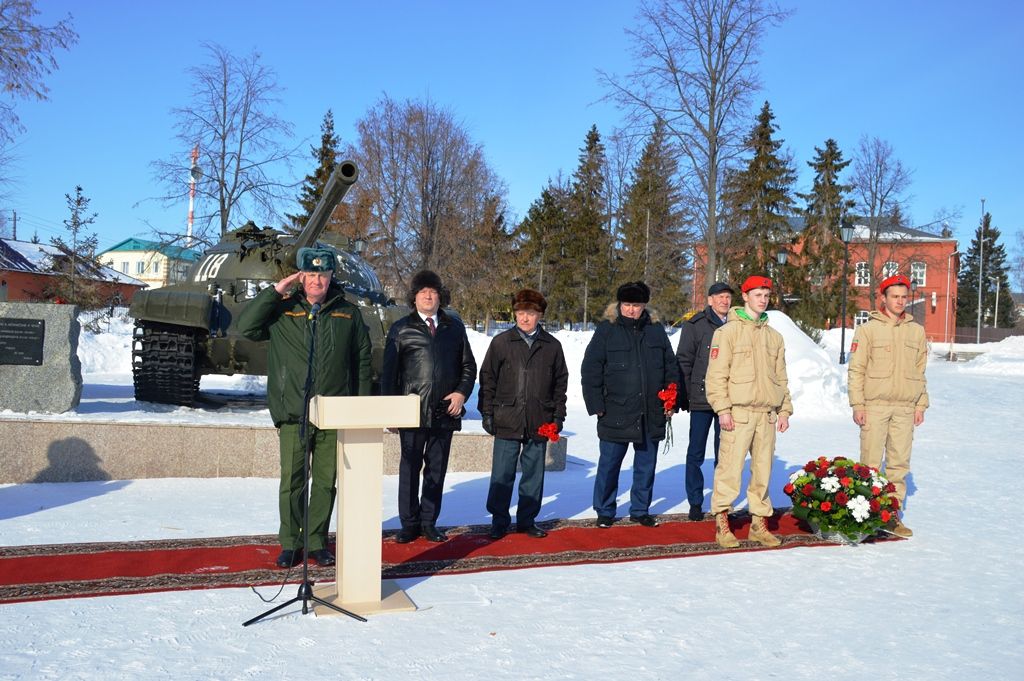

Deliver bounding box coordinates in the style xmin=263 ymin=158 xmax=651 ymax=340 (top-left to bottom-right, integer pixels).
xmin=330 ymin=312 xmax=352 ymax=319
xmin=710 ymin=346 xmax=719 ymax=360
xmin=850 ymin=341 xmax=858 ymax=353
xmin=284 ymin=311 xmax=306 ymax=317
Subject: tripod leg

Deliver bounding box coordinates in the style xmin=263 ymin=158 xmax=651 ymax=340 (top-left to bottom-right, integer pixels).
xmin=310 ymin=594 xmax=368 ymax=622
xmin=243 ymin=594 xmax=303 ymax=627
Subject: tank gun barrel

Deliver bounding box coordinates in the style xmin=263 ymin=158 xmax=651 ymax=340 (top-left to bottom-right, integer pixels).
xmin=288 ymin=160 xmax=359 ymax=258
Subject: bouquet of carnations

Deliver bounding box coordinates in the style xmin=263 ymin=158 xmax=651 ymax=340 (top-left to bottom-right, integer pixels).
xmin=657 ymin=383 xmax=678 ymax=454
xmin=785 ymin=456 xmax=900 ymax=544
xmin=537 ymin=422 xmax=560 ymax=442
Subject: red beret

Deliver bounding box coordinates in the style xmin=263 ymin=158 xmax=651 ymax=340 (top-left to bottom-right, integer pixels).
xmin=879 ymin=274 xmax=912 ymax=294
xmin=741 ymin=275 xmax=773 ymax=293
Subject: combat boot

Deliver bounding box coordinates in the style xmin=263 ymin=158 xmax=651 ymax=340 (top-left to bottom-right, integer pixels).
xmin=749 ymin=515 xmax=781 ymax=547
xmin=889 ymin=517 xmax=913 ymax=538
xmin=715 ymin=512 xmax=740 ymax=549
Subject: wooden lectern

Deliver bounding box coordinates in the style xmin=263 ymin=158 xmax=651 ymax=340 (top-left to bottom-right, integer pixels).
xmin=307 ymin=394 xmax=420 ymax=617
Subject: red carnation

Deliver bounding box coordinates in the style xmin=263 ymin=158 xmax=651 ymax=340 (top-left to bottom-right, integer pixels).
xmin=804 ymin=462 xmax=816 ymax=472
xmin=784 ymin=483 xmax=795 ymax=495
xmin=869 ymin=498 xmax=881 ymax=512
xmin=871 ymin=486 xmax=881 ymax=495
xmin=820 ymin=501 xmax=833 ymax=512
xmin=859 ymin=467 xmax=872 ymax=479
xmin=835 ymin=467 xmax=847 ymax=477
xmin=657 ymin=383 xmax=678 ymax=412
xmin=891 ymin=497 xmax=900 ymax=511
xmin=537 ymin=422 xmax=560 ymax=442
xmin=814 ymin=467 xmax=828 ymax=479
xmin=802 ymin=483 xmax=815 ymax=495
xmin=840 ymin=476 xmax=853 ymax=487
xmin=801 ymin=501 xmax=809 ymax=507
xmin=885 ymin=482 xmax=896 ymax=493
xmin=836 ymin=492 xmax=849 ymax=506
xmin=881 ymin=510 xmax=892 ymax=523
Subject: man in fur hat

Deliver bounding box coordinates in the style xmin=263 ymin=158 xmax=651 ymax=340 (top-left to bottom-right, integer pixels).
xmin=381 ymin=270 xmax=477 ymax=543
xmin=238 ymin=247 xmax=372 ymax=569
xmin=581 ymin=281 xmax=679 ymax=528
xmin=478 ymin=289 xmax=569 ymax=539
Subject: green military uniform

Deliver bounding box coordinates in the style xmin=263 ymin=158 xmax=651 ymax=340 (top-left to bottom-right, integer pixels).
xmin=238 ymin=282 xmax=372 ymax=552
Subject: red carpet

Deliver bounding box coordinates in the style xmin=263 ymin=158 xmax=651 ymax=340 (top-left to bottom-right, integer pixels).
xmin=0 ymin=512 xmax=899 ymax=604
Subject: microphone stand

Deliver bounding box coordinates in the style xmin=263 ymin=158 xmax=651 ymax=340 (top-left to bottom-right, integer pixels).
xmin=244 ymin=302 xmax=365 ymax=626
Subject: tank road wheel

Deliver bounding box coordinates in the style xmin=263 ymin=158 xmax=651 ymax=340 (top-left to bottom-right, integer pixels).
xmin=132 ymin=321 xmax=202 ymax=406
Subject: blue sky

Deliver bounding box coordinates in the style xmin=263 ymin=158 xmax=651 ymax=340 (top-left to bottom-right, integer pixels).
xmin=5 ymin=0 xmax=1022 ymax=258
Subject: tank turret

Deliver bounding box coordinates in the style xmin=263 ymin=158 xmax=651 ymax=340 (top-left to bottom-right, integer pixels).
xmin=129 ymin=161 xmax=407 ymax=406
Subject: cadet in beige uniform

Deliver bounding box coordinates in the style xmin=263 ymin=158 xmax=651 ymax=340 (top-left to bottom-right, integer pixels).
xmin=847 ymin=274 xmax=928 ymax=538
xmin=705 ymin=276 xmax=793 ymax=548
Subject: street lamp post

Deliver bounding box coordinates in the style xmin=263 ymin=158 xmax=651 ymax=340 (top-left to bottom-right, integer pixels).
xmin=776 ymin=249 xmax=788 ymax=310
xmin=976 ymin=198 xmax=985 ymax=343
xmin=945 ymin=250 xmax=960 ymax=361
xmin=990 ymin=276 xmax=1001 ymax=329
xmin=839 ymin=221 xmax=855 ymax=364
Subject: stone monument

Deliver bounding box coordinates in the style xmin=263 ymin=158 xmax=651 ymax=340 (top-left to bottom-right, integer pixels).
xmin=0 ymin=302 xmax=82 ymax=413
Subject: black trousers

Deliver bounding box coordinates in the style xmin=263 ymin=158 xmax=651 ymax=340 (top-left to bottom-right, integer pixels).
xmin=398 ymin=428 xmax=454 ymax=528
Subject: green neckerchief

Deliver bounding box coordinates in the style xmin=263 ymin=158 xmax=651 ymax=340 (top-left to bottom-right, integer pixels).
xmin=736 ymin=308 xmax=768 ymax=323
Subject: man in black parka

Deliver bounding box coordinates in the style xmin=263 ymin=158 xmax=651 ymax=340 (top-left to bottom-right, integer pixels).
xmin=478 ymin=289 xmax=569 ymax=540
xmin=381 ymin=270 xmax=476 ymax=543
xmin=676 ymin=281 xmax=734 ymax=520
xmin=581 ymin=281 xmax=679 ymax=528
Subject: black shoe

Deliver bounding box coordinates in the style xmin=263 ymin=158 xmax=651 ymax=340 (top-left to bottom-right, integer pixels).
xmin=308 ymin=548 xmax=335 ymax=567
xmin=596 ymin=516 xmax=615 ymax=528
xmin=520 ymin=525 xmax=548 ymax=538
xmin=489 ymin=525 xmax=507 ymax=540
xmin=422 ymin=524 xmax=448 ymax=542
xmin=395 ymin=526 xmax=420 ymax=544
xmin=630 ymin=514 xmax=659 ymax=527
xmin=688 ymin=504 xmax=704 ymax=521
xmin=275 ymin=549 xmax=302 ymax=568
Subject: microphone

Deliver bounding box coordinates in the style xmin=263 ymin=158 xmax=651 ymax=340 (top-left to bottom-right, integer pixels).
xmin=308 ymin=303 xmax=321 ymax=321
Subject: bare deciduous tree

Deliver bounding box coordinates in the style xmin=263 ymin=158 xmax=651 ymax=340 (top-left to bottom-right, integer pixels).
xmin=150 ymin=43 xmax=298 ymax=245
xmin=600 ymin=0 xmax=788 ymax=283
xmin=346 ymin=95 xmax=510 ymax=312
xmin=0 ymin=0 xmax=77 ymax=143
xmin=851 ymin=135 xmax=913 ymax=292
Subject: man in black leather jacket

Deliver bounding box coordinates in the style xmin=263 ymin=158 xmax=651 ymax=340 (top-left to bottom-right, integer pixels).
xmin=381 ymin=270 xmax=476 ymax=543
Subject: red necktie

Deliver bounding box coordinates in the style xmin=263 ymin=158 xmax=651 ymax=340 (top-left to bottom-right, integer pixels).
xmin=427 ymin=317 xmax=436 ymax=337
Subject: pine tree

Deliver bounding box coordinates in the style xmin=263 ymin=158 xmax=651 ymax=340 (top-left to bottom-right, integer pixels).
xmin=286 ymin=109 xmax=340 ymax=232
xmin=618 ymin=120 xmax=689 ymax=322
xmin=566 ymin=125 xmax=611 ymax=325
xmin=45 ymin=185 xmax=106 ymax=308
xmin=514 ymin=180 xmax=573 ymax=322
xmin=957 ymin=213 xmax=1017 ymax=329
xmin=790 ymin=138 xmax=855 ymax=328
xmin=721 ymin=102 xmax=797 ymax=287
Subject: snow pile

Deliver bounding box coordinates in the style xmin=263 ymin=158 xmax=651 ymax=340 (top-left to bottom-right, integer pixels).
xmin=767 ymin=311 xmax=847 ymax=416
xmin=77 ymin=315 xmax=134 ymax=375
xmin=956 ymin=335 xmax=1024 ymax=376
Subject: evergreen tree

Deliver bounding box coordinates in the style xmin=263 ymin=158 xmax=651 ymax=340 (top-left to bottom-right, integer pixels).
xmin=514 ymin=180 xmax=573 ymax=322
xmin=790 ymin=138 xmax=855 ymax=328
xmin=618 ymin=120 xmax=689 ymax=322
xmin=957 ymin=213 xmax=1017 ymax=328
xmin=722 ymin=102 xmax=797 ymax=289
xmin=286 ymin=109 xmax=340 ymax=232
xmin=45 ymin=185 xmax=105 ymax=308
xmin=566 ymin=125 xmax=611 ymax=325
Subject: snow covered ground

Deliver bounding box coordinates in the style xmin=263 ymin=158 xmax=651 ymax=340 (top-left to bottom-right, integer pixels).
xmin=1 ymin=313 xmax=1022 ymax=680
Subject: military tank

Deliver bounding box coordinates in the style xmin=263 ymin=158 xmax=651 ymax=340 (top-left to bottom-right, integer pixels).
xmin=129 ymin=160 xmax=408 ymax=406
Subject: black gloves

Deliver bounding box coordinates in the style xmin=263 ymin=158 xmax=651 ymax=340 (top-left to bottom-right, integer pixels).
xmin=482 ymin=413 xmax=495 ymax=435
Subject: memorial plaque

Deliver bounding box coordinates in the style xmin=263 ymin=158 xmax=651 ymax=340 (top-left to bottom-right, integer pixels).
xmin=0 ymin=318 xmax=45 ymax=365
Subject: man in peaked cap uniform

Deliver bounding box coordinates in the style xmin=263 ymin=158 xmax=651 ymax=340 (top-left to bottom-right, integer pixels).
xmin=847 ymin=274 xmax=928 ymax=538
xmin=238 ymin=247 xmax=372 ymax=568
xmin=705 ymin=275 xmax=792 ymax=549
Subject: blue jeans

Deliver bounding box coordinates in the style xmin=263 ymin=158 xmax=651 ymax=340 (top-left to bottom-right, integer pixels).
xmin=486 ymin=437 xmax=546 ymax=529
xmin=593 ymin=436 xmax=657 ymax=518
xmin=685 ymin=410 xmax=721 ymax=507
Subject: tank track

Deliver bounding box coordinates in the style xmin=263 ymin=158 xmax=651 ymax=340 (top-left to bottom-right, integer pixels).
xmin=132 ymin=322 xmax=202 ymax=406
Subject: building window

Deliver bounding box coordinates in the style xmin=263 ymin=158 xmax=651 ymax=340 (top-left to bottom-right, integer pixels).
xmin=882 ymin=261 xmax=899 ymax=278
xmin=152 ymin=261 xmax=161 ymax=274
xmin=120 ymin=261 xmax=129 ymax=274
xmin=854 ymin=311 xmax=870 ymax=327
xmin=855 ymin=262 xmax=870 ymax=286
xmin=911 ymin=261 xmax=927 ymax=287
xmin=135 ymin=261 xmax=145 ymax=274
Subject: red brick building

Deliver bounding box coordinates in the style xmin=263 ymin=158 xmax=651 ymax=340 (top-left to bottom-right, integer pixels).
xmin=691 ymin=221 xmax=959 ymax=343
xmin=0 ymin=238 xmax=145 ymax=305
